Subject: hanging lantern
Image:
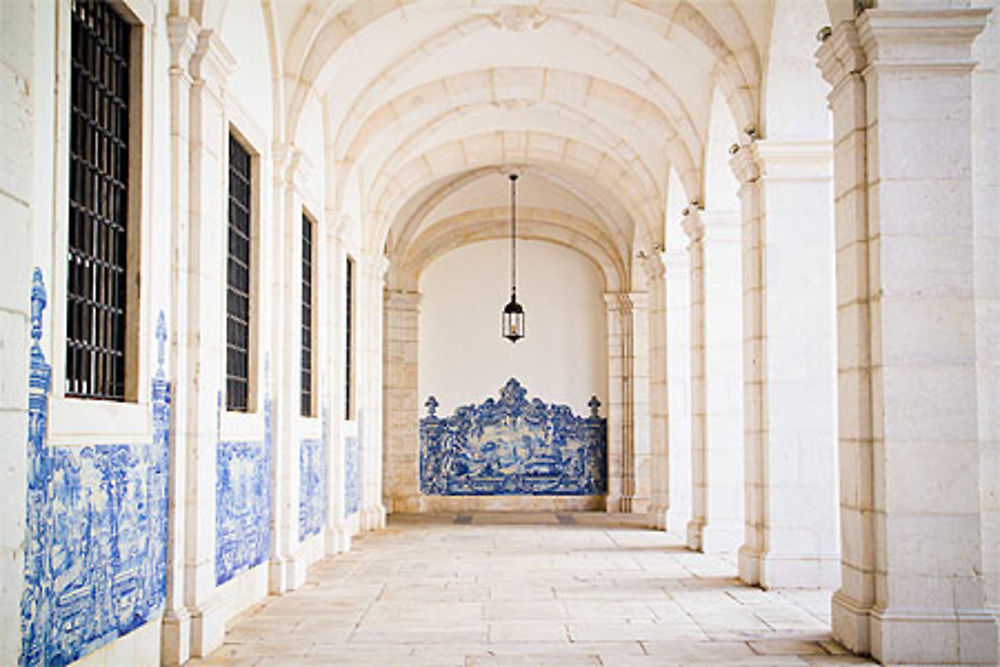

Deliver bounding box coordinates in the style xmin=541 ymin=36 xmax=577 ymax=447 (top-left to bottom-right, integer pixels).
xmin=502 ymin=173 xmax=524 ymax=342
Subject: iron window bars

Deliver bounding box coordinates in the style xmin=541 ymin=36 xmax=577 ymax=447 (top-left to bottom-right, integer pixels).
xmin=301 ymin=214 xmax=314 ymax=417
xmin=226 ymin=135 xmax=252 ymax=412
xmin=66 ymin=0 xmax=131 ymax=400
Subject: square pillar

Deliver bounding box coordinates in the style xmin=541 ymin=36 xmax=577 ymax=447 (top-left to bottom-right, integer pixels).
xmin=383 ymin=289 xmax=422 ymax=513
xmin=664 ymin=248 xmax=693 ymax=535
xmin=818 ymin=9 xmax=998 ymax=663
xmin=732 ymin=141 xmax=839 ymax=590
xmin=684 ymin=208 xmax=744 ymax=552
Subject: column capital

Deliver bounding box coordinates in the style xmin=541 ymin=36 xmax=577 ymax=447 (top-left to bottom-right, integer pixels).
xmin=858 ymin=8 xmax=989 ymax=69
xmin=734 ymin=141 xmax=833 ymax=182
xmin=274 ymin=143 xmax=315 ymax=190
xmin=681 ymin=207 xmax=704 ymax=243
xmin=191 ymin=30 xmax=235 ymax=94
xmin=816 ymin=20 xmax=866 ymax=92
xmin=603 ymin=292 xmax=633 ymax=314
xmin=728 ymin=144 xmax=761 ymax=185
xmin=637 ymin=251 xmax=665 ymax=283
xmin=384 ymin=289 xmax=421 ymax=311
xmin=167 ymin=15 xmax=200 ymax=74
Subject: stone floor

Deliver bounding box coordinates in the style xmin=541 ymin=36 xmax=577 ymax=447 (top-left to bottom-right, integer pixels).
xmin=191 ymin=513 xmax=875 ymax=666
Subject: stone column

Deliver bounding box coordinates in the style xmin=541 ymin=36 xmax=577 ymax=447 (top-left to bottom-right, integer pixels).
xmin=162 ymin=15 xmax=199 ymax=665
xmin=604 ymin=293 xmax=630 ymax=511
xmin=323 ymin=215 xmax=351 ymax=554
xmin=817 ymin=9 xmax=997 ymax=663
xmin=383 ymin=288 xmax=421 ymax=513
xmin=178 ymin=29 xmax=235 ymax=658
xmin=972 ymin=6 xmax=1000 ymax=652
xmin=359 ymin=253 xmax=388 ymax=531
xmin=269 ymin=145 xmax=312 ymax=593
xmin=664 ymin=248 xmax=693 ymax=535
xmin=684 ymin=207 xmax=744 ymax=552
xmin=731 ymin=141 xmax=839 ymax=589
xmin=643 ymin=256 xmax=670 ymax=528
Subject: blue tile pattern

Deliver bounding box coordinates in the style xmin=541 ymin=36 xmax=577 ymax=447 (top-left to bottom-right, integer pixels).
xmin=20 ymin=269 xmax=170 ymax=667
xmin=420 ymin=379 xmax=607 ymax=496
xmin=344 ymin=434 xmax=361 ymax=516
xmin=215 ymin=382 xmax=272 ymax=585
xmin=298 ymin=435 xmax=326 ymax=541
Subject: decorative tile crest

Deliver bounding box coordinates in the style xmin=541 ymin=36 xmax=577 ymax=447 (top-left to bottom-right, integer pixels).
xmin=420 ymin=379 xmax=607 ymax=496
xmin=20 ymin=270 xmax=170 ymax=666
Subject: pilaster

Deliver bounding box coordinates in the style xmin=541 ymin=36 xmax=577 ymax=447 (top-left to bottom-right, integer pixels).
xmin=663 ymin=248 xmax=693 ymax=535
xmin=731 ymin=140 xmax=839 ymax=590
xmin=383 ymin=288 xmax=422 ymax=513
xmin=180 ymin=27 xmax=235 ymax=659
xmin=683 ymin=207 xmax=744 ymax=552
xmin=818 ymin=8 xmax=997 ymax=663
xmin=161 ymin=14 xmax=199 ymax=667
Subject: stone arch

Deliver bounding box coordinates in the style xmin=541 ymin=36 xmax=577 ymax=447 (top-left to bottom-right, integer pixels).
xmin=369 ymin=131 xmax=662 ymax=253
xmin=391 ymin=208 xmax=627 ymax=293
xmin=282 ymin=1 xmax=762 ymax=160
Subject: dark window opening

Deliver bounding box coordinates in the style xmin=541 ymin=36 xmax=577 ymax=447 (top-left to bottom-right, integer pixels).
xmin=345 ymin=255 xmax=354 ymax=420
xmin=66 ymin=0 xmax=132 ymax=401
xmin=227 ymin=134 xmax=252 ymax=412
xmin=301 ymin=214 xmax=314 ymax=417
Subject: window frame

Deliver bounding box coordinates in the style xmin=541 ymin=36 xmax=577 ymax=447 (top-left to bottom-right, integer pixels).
xmin=344 ymin=254 xmax=355 ymax=421
xmin=225 ymin=129 xmax=259 ymax=414
xmin=300 ymin=210 xmax=316 ymax=418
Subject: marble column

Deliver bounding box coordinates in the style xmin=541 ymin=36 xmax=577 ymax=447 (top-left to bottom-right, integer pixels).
xmin=684 ymin=207 xmax=744 ymax=552
xmin=731 ymin=140 xmax=839 ymax=589
xmin=664 ymin=248 xmax=693 ymax=535
xmin=644 ymin=256 xmax=670 ymax=528
xmin=162 ymin=15 xmax=199 ymax=665
xmin=383 ymin=288 xmax=422 ymax=513
xmin=360 ymin=253 xmax=388 ymax=531
xmin=177 ymin=29 xmax=235 ymax=658
xmin=817 ymin=8 xmax=997 ymax=663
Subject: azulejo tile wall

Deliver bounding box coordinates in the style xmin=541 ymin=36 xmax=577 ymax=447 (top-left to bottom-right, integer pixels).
xmin=20 ymin=270 xmax=171 ymax=667
xmin=215 ymin=385 xmax=272 ymax=585
xmin=344 ymin=433 xmax=361 ymax=516
xmin=420 ymin=378 xmax=607 ymax=496
xmin=298 ymin=413 xmax=326 ymax=541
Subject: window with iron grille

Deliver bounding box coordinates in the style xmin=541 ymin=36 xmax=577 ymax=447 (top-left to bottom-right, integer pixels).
xmin=66 ymin=0 xmax=132 ymax=400
xmin=227 ymin=135 xmax=252 ymax=412
xmin=345 ymin=255 xmax=354 ymax=420
xmin=301 ymin=214 xmax=314 ymax=417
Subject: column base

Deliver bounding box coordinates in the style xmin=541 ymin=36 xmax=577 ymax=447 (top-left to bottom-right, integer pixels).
xmin=686 ymin=518 xmax=704 ymax=550
xmin=740 ymin=548 xmax=841 ymax=589
xmin=832 ymin=589 xmax=871 ymax=656
xmin=188 ymin=596 xmax=227 ymax=659
xmin=160 ymin=607 xmax=191 ymax=666
xmin=649 ymin=504 xmax=668 ymax=530
xmin=870 ymin=606 xmax=999 ymax=665
xmin=268 ymin=556 xmax=289 ymax=595
xmin=389 ymin=493 xmax=424 ymax=513
xmin=738 ymin=545 xmax=761 ymax=585
xmin=326 ymin=522 xmax=352 ymax=554
xmin=665 ymin=505 xmax=691 ymax=536
xmin=361 ymin=503 xmax=387 ymax=530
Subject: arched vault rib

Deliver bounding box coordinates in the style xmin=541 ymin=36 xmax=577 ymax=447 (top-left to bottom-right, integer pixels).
xmin=392 ymin=208 xmax=627 ymax=293
xmin=387 ymin=166 xmax=633 ymax=267
xmin=351 ymin=99 xmax=668 ymax=238
xmin=337 ymin=69 xmax=685 ymax=206
xmin=332 ymin=14 xmax=704 ymax=187
xmin=368 ymin=131 xmax=663 ymax=253
xmin=283 ymin=1 xmax=761 ymax=163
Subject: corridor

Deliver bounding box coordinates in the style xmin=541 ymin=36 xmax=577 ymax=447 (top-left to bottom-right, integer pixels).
xmin=192 ymin=514 xmax=872 ymax=666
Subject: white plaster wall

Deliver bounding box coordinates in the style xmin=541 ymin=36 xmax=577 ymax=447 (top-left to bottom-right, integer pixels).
xmin=418 ymin=240 xmax=607 ymax=415
xmin=219 ymin=1 xmax=272 ymax=141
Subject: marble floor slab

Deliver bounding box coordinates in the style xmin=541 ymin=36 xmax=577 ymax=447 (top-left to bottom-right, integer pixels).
xmin=189 ymin=513 xmax=875 ymax=666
